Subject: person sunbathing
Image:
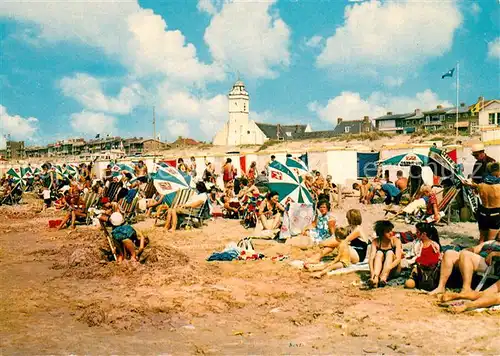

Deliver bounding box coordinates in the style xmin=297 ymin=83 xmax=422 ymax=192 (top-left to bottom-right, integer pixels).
xmin=57 ymin=193 xmax=86 ymax=230
xmin=354 ymin=178 xmax=374 ymax=204
xmin=405 ymin=223 xmax=441 ymax=291
xmin=222 ymin=195 xmax=240 ymax=219
xmin=258 ymin=191 xmax=285 ymax=231
xmin=368 ymin=220 xmax=403 ymax=288
xmin=429 ymin=236 xmax=500 ymax=295
xmin=306 ymin=209 xmax=368 ymax=264
xmin=309 ymin=227 xmax=352 ymax=278
xmin=134 ymin=160 xmax=148 ymax=184
xmin=237 ymin=177 xmax=260 ymax=200
xmin=301 ymin=200 xmax=336 ymax=243
xmin=439 ymin=280 xmax=500 ymax=313
xmin=146 ymin=193 xmax=168 ymax=217
xmin=164 ymin=182 xmax=208 ymax=232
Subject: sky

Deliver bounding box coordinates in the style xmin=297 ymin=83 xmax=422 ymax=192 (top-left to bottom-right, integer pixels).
xmin=0 ymin=0 xmax=499 ymax=149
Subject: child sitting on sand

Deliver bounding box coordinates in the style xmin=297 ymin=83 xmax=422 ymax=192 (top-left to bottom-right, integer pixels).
xmin=368 ymin=220 xmax=403 ymax=288
xmin=309 ymin=227 xmax=352 ymax=278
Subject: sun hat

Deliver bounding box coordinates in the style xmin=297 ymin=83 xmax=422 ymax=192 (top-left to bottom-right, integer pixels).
xmin=109 ymin=212 xmax=124 ymax=226
xmin=471 ymin=143 xmax=485 ymax=153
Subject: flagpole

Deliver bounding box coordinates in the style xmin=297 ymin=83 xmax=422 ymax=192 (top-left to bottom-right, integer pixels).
xmin=455 ymin=61 xmax=459 ymax=137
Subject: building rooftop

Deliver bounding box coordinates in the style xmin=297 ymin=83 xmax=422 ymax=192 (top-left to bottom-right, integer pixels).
xmin=255 ymin=123 xmax=309 ymax=140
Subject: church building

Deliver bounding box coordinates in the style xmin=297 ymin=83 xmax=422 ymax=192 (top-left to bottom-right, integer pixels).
xmin=212 ymin=80 xmax=311 ymax=146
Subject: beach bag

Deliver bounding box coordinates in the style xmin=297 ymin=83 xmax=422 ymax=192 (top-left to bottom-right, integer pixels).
xmin=243 ymin=211 xmax=257 ymax=228
xmin=416 ymin=263 xmax=440 ymax=291
xmin=237 ymin=237 xmax=255 ymax=255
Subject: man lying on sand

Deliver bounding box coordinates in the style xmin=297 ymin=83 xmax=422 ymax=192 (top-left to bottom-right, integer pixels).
xmin=430 ymin=235 xmax=500 ymax=295
xmin=439 ymin=280 xmax=500 ymax=313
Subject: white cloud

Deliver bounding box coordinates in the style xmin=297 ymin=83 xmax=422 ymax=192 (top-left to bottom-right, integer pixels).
xmin=305 ymin=35 xmax=324 ymax=49
xmin=197 ymin=0 xmax=224 ymax=15
xmin=204 ymin=0 xmax=291 ymax=79
xmin=156 ymin=83 xmax=227 ymax=140
xmin=487 ymin=37 xmax=500 ymax=59
xmin=70 ymin=111 xmax=117 ymax=135
xmin=60 ymin=73 xmax=144 ymax=114
xmin=0 ymin=104 xmax=38 ymax=142
xmin=383 ymin=76 xmax=404 ymax=88
xmin=317 ymin=0 xmax=462 ymax=69
xmin=0 ymin=1 xmax=222 ymax=84
xmin=165 ymin=120 xmax=189 ymax=139
xmin=470 ymin=3 xmax=481 ymax=18
xmin=308 ymin=90 xmax=452 ymax=126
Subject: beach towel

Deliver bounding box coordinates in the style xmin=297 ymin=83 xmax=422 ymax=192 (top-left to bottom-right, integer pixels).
xmin=326 ymin=262 xmax=370 ymax=276
xmin=279 ymin=203 xmax=314 ymax=240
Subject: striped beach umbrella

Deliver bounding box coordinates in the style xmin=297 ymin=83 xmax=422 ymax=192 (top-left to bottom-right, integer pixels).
xmin=286 ymin=156 xmax=309 ymax=176
xmin=268 ymin=160 xmax=313 ymax=204
xmin=153 ymin=164 xmax=193 ymax=205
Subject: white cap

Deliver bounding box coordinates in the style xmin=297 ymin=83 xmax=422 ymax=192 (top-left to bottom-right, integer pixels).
xmin=109 ymin=212 xmax=124 ymax=226
xmin=471 ymin=143 xmax=485 ymax=153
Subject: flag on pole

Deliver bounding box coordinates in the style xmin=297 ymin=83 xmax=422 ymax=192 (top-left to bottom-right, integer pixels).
xmin=441 ymin=68 xmax=455 ymax=79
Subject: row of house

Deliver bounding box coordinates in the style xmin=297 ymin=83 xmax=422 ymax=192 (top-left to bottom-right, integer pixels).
xmin=0 ymin=137 xmax=168 ymax=160
xmin=374 ymin=97 xmax=500 ymax=134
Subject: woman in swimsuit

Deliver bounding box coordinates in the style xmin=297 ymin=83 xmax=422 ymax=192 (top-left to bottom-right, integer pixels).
xmin=368 ymin=220 xmax=403 ymax=288
xmin=258 ymin=191 xmax=285 ymax=230
xmin=306 ymin=209 xmax=368 ymax=265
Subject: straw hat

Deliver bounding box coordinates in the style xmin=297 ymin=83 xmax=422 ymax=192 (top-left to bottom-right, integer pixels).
xmin=471 ymin=143 xmax=485 ymax=153
xmin=109 ymin=212 xmax=124 ymax=227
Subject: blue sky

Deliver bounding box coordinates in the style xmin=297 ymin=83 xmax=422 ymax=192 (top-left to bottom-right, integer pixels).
xmin=0 ymin=0 xmax=499 ymax=148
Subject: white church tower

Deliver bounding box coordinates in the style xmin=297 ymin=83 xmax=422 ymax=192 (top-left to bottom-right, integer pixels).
xmin=213 ymin=80 xmax=266 ymax=146
xmin=227 ymin=80 xmax=249 ymax=145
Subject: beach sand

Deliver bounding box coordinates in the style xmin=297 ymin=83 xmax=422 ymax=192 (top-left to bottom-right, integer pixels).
xmin=0 ymin=195 xmax=498 ymax=354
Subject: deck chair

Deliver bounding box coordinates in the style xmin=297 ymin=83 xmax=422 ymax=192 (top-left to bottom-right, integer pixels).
xmin=64 ymin=191 xmax=100 ymax=226
xmin=119 ymin=190 xmax=140 ymax=224
xmin=178 ymin=200 xmax=211 ymax=229
xmin=105 ymin=181 xmax=122 ymax=202
xmin=154 ymin=189 xmax=195 ymax=224
xmin=0 ymin=182 xmax=23 ymax=205
xmin=475 ymin=259 xmax=500 ymax=291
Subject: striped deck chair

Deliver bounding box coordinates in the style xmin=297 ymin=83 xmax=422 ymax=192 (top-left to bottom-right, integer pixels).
xmin=105 ymin=182 xmax=122 ymax=202
xmin=119 ymin=190 xmax=140 ymax=224
xmin=475 ymin=260 xmax=500 ymax=291
xmin=179 ymin=199 xmax=212 ymax=229
xmin=154 ymin=188 xmax=195 ymax=225
xmin=143 ymin=180 xmax=157 ymax=199
xmin=66 ymin=191 xmax=100 ymax=226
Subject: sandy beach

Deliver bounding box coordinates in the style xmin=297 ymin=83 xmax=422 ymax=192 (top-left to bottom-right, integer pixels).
xmin=1 ymin=194 xmax=498 ymax=355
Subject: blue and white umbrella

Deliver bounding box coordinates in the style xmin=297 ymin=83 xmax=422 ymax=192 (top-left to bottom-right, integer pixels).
xmin=153 ymin=164 xmax=193 ymax=205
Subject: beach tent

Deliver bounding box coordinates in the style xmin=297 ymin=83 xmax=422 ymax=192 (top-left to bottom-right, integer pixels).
xmin=357 ymin=152 xmax=379 ymax=178
xmin=268 ymin=160 xmax=313 ymax=204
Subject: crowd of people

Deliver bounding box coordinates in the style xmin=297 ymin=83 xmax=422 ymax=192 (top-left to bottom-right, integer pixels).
xmin=1 ymin=144 xmax=498 ymax=313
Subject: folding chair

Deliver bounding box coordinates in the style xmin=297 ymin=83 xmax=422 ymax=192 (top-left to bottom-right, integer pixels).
xmin=154 ymin=188 xmax=195 ymax=224
xmin=119 ymin=191 xmax=140 ymax=224
xmin=475 ymin=260 xmax=500 ymax=291
xmin=0 ymin=182 xmax=23 ymax=205
xmin=179 ymin=200 xmax=212 ymax=229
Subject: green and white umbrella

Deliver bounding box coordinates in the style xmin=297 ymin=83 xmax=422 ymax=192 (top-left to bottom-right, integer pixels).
xmin=286 ymin=156 xmax=309 ymax=176
xmin=381 ymin=153 xmax=429 ymax=167
xmin=268 ymin=160 xmax=313 ymax=204
xmin=6 ymin=167 xmax=23 ymax=184
xmin=65 ymin=164 xmax=80 ymax=179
